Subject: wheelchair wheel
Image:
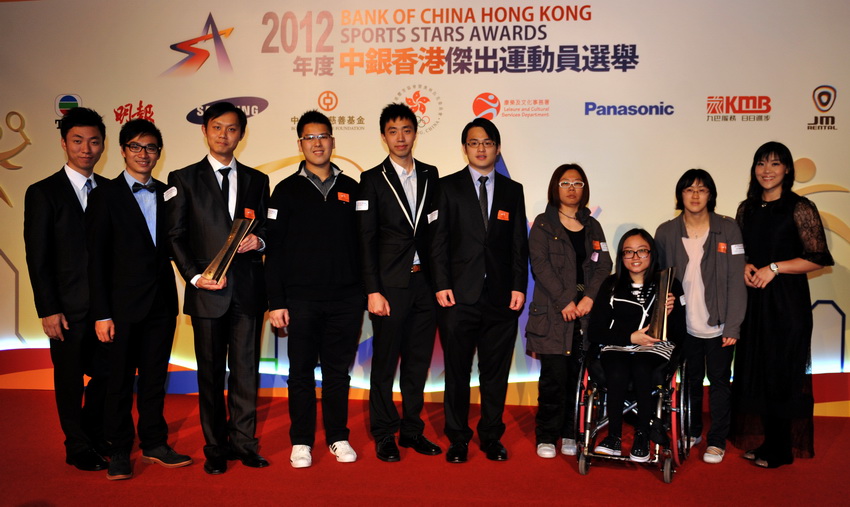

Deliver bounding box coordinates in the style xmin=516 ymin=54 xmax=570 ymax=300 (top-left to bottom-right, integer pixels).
xmin=662 ymin=457 xmax=674 ymax=483
xmin=578 ymin=452 xmax=590 ymax=475
xmin=573 ymin=358 xmax=586 ymax=447
xmin=677 ymin=361 xmax=692 ymax=463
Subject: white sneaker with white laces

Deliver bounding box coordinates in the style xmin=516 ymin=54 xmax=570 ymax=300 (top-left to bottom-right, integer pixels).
xmin=329 ymin=440 xmax=357 ymax=463
xmin=290 ymin=445 xmax=312 ymax=469
xmin=560 ymin=438 xmax=577 ymax=456
xmin=536 ymin=443 xmax=557 ymax=458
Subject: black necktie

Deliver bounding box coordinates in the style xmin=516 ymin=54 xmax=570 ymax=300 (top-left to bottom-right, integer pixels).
xmin=219 ymin=168 xmax=231 ymax=208
xmin=478 ymin=175 xmax=489 ymax=231
xmin=132 ymin=182 xmax=155 ymax=193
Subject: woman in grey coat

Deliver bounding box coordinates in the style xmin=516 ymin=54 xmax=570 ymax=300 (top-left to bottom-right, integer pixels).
xmin=525 ymin=164 xmax=612 ymax=458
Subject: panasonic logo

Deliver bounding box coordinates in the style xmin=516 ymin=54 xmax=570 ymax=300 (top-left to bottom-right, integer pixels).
xmin=584 ymin=102 xmax=675 ymax=116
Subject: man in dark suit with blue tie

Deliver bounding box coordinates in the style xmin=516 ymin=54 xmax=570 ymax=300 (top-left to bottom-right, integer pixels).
xmin=86 ymin=119 xmax=191 ymax=480
xmin=430 ymin=118 xmax=529 ymax=463
xmin=165 ymin=102 xmax=269 ymax=475
xmin=24 ymin=107 xmax=109 ymax=471
xmin=358 ymin=103 xmax=442 ymax=461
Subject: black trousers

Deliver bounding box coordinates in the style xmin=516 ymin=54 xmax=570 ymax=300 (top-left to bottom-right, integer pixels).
xmin=683 ymin=334 xmax=734 ymax=448
xmin=535 ymin=349 xmax=582 ymax=445
xmin=601 ymin=351 xmax=665 ymax=437
xmin=438 ymin=286 xmax=518 ymax=444
xmin=369 ymin=272 xmax=437 ymax=440
xmin=104 ymin=311 xmax=176 ymax=454
xmin=287 ymin=295 xmax=364 ymax=447
xmin=49 ymin=319 xmax=108 ymax=456
xmin=192 ymin=302 xmax=263 ymax=459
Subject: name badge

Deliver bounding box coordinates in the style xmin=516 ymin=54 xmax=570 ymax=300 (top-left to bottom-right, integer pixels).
xmin=244 ymin=208 xmax=255 ymax=219
xmin=338 ymin=192 xmax=350 ymax=203
xmin=267 ymin=208 xmax=278 ymax=220
xmin=497 ymin=210 xmax=509 ymax=221
xmin=164 ymin=187 xmax=177 ymax=201
xmin=717 ymin=242 xmax=727 ymax=253
xmin=355 ymin=200 xmax=369 ymax=211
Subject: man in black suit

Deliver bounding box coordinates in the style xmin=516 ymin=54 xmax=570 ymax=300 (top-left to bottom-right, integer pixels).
xmin=357 ymin=103 xmax=442 ymax=462
xmin=430 ymin=118 xmax=529 ymax=463
xmin=87 ymin=119 xmax=191 ymax=480
xmin=166 ymin=102 xmax=269 ymax=475
xmin=23 ymin=107 xmax=109 ymax=471
xmin=266 ymin=110 xmax=363 ymax=469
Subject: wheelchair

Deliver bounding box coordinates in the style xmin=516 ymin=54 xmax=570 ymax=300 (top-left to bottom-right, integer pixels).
xmin=574 ymin=349 xmax=692 ymax=483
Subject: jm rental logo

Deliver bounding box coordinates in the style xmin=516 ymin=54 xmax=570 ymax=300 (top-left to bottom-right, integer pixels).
xmin=706 ymin=96 xmax=771 ymax=122
xmin=163 ymin=13 xmax=234 ymax=76
xmin=808 ymin=85 xmax=837 ymax=131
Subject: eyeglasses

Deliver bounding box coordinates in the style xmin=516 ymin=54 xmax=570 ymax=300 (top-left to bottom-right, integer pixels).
xmin=683 ymin=186 xmax=709 ymax=196
xmin=299 ymin=134 xmax=332 ymax=142
xmin=124 ymin=143 xmax=160 ymax=154
xmin=466 ymin=139 xmax=496 ymax=148
xmin=558 ymin=180 xmax=585 ymax=189
xmin=622 ymin=248 xmax=651 ymax=259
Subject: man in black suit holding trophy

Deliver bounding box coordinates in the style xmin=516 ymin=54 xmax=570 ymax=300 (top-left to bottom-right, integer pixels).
xmin=166 ymin=102 xmax=269 ymax=475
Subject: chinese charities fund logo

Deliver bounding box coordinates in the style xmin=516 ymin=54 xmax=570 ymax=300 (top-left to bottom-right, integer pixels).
xmin=473 ymin=93 xmax=501 ymax=120
xmin=163 ymin=13 xmax=234 ymax=76
xmin=186 ymin=98 xmax=269 ymax=124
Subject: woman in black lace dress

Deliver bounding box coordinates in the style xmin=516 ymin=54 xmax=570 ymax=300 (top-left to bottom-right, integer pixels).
xmin=732 ymin=141 xmax=833 ymax=468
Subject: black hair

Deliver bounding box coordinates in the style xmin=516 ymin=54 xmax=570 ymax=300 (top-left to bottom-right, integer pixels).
xmin=202 ymin=101 xmax=247 ymax=132
xmin=60 ymin=107 xmax=105 ymax=140
xmin=742 ymin=141 xmax=795 ymax=211
xmin=547 ymin=163 xmax=590 ymax=209
xmin=379 ymin=103 xmax=417 ymax=133
xmin=296 ymin=110 xmax=333 ymax=138
xmin=611 ymin=228 xmax=659 ymax=301
xmin=675 ymin=168 xmax=716 ymax=213
xmin=461 ymin=117 xmax=500 ymax=146
xmin=119 ymin=119 xmax=163 ymax=149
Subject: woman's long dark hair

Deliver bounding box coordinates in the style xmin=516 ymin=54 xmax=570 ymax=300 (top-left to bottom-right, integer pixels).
xmin=742 ymin=141 xmax=795 ymax=212
xmin=609 ymin=228 xmax=659 ymax=301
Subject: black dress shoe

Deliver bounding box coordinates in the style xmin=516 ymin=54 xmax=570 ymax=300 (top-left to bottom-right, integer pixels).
xmin=107 ymin=451 xmax=133 ymax=481
xmin=446 ymin=442 xmax=468 ymax=463
xmin=203 ymin=456 xmax=227 ymax=475
xmin=376 ymin=436 xmax=401 ymax=462
xmin=66 ymin=448 xmax=108 ymax=471
xmin=481 ymin=440 xmax=508 ymax=461
xmin=231 ymin=451 xmax=269 ymax=468
xmin=399 ymin=434 xmax=442 ymax=456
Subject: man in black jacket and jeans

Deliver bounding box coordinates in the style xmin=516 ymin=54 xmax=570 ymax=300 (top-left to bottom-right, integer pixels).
xmin=265 ymin=110 xmax=364 ymax=469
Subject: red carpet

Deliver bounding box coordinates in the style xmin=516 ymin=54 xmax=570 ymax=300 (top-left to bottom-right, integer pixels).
xmin=1 ymin=389 xmax=846 ymax=506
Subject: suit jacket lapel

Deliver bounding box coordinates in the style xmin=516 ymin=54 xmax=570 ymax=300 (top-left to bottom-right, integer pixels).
xmin=459 ymin=171 xmax=488 ymax=237
xmin=235 ymin=162 xmax=252 ymax=219
xmin=382 ymin=158 xmax=415 ymax=224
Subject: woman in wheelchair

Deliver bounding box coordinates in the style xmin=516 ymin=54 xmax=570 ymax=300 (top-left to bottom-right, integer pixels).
xmin=587 ymin=228 xmax=685 ymax=462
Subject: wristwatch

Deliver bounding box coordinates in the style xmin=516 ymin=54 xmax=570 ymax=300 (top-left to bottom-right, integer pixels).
xmin=769 ymin=262 xmax=780 ymax=275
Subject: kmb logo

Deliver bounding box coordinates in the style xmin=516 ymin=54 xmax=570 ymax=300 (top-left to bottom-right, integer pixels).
xmin=706 ymin=96 xmax=771 ymax=114
xmin=163 ymin=13 xmax=233 ymax=76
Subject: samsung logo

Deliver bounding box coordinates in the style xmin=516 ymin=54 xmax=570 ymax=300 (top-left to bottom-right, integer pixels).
xmin=585 ymin=102 xmax=674 ymax=116
xmin=186 ymin=97 xmax=269 ymax=124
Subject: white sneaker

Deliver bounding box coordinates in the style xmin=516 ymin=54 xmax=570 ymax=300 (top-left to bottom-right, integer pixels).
xmin=560 ymin=438 xmax=577 ymax=456
xmin=536 ymin=443 xmax=557 ymax=458
xmin=689 ymin=435 xmax=702 ymax=447
xmin=290 ymin=445 xmax=312 ymax=469
xmin=703 ymin=446 xmax=725 ymax=464
xmin=329 ymin=440 xmax=357 ymax=463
